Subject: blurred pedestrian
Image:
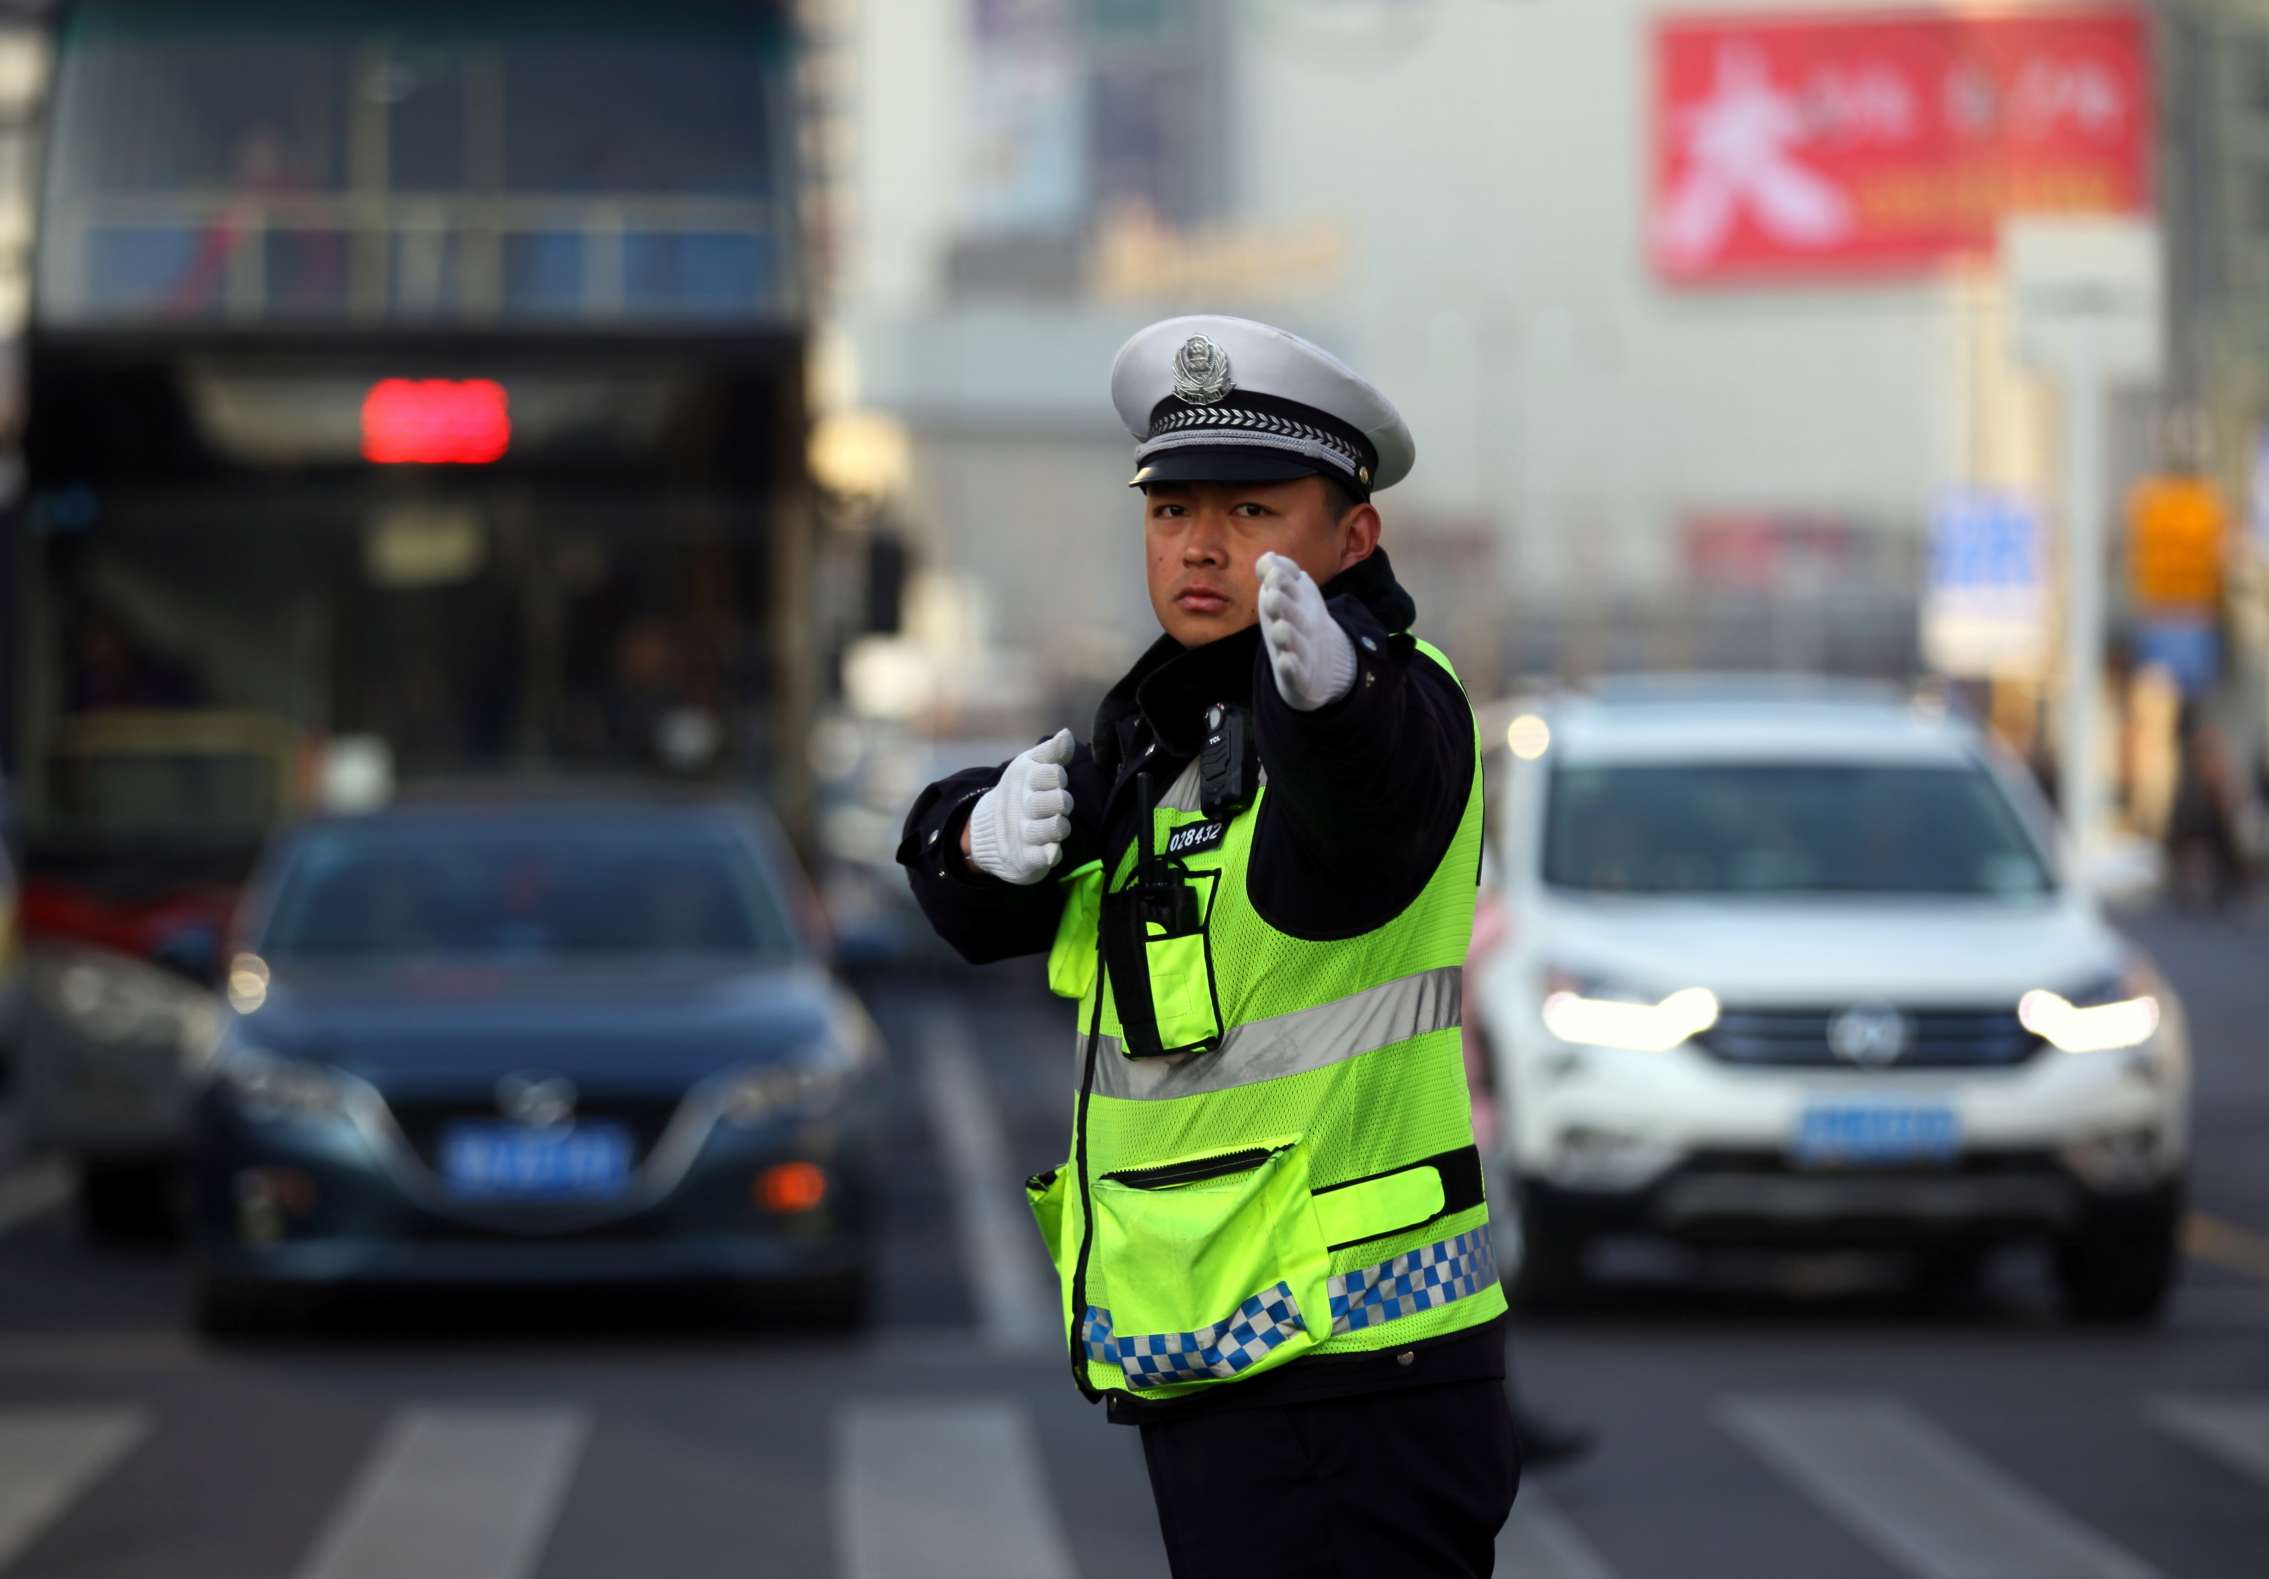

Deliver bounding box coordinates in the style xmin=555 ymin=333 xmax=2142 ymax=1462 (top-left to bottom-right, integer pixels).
xmin=899 ymin=317 xmax=1518 ymax=1577
xmin=2166 ymin=701 xmax=2248 ymax=913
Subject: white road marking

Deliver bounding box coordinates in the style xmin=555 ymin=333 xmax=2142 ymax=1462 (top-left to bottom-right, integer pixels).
xmin=0 ymin=1409 xmax=149 ymax=1569
xmin=919 ymin=1005 xmax=1060 ymax=1354
xmin=1498 ymin=1484 xmax=1621 ymax=1579
xmin=0 ymin=1159 xmax=71 ymax=1237
xmin=2150 ymin=1397 xmax=2269 ymax=1487
xmin=835 ymin=1401 xmax=1078 ymax=1579
xmin=293 ymin=1408 xmax=587 ymax=1579
xmin=1721 ymin=1396 xmax=2160 ymax=1579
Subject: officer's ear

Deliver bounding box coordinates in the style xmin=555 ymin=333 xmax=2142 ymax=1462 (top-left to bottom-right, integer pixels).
xmin=1315 ymin=475 xmax=1378 ymax=569
xmin=1336 ymin=500 xmax=1381 ymax=571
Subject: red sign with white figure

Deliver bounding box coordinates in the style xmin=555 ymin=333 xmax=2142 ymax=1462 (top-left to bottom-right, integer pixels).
xmin=1652 ymin=8 xmax=2152 ymax=283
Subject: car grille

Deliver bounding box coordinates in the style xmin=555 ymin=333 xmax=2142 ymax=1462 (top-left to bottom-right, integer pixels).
xmin=1695 ymin=1007 xmax=2042 ymax=1068
xmin=385 ymin=1095 xmax=687 ymax=1173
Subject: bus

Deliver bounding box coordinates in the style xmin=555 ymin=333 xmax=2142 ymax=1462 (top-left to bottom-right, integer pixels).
xmin=5 ymin=0 xmax=817 ymax=1232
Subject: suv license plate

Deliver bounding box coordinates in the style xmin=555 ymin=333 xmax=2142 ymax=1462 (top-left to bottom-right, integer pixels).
xmin=1792 ymin=1104 xmax=1960 ymax=1166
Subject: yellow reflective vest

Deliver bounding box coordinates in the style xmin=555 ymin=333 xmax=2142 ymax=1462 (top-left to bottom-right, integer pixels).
xmin=1026 ymin=639 xmax=1504 ymax=1404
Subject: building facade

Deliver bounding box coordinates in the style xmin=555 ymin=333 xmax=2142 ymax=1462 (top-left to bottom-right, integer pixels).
xmin=828 ymin=0 xmax=2168 ymax=702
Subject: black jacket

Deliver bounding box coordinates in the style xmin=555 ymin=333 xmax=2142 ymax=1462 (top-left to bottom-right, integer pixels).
xmin=896 ymin=549 xmax=1504 ymax=1416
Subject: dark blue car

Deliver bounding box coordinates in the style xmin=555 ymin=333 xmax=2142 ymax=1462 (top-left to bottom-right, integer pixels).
xmin=189 ymin=795 xmax=886 ymax=1334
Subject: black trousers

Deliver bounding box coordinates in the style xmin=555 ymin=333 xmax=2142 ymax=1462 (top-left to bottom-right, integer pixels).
xmin=1137 ymin=1379 xmax=1522 ymax=1579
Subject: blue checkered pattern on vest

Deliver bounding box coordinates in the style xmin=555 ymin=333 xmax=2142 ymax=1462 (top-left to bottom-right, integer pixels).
xmin=1328 ymin=1225 xmax=1497 ymax=1336
xmin=1081 ymin=1282 xmax=1305 ymax=1387
xmin=1081 ymin=1305 xmax=1115 ymax=1368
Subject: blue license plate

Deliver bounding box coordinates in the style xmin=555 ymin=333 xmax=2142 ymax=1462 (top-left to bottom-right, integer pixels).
xmin=1793 ymin=1104 xmax=1960 ymax=1166
xmin=438 ymin=1123 xmax=633 ymax=1199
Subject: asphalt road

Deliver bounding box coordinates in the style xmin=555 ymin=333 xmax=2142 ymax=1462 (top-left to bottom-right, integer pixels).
xmin=0 ymin=907 xmax=2264 ymax=1579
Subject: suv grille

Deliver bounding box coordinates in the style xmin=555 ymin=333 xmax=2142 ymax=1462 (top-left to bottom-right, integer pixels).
xmin=1696 ymin=1007 xmax=2041 ymax=1068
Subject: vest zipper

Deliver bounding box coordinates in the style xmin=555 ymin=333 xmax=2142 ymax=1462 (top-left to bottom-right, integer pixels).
xmin=1101 ymin=1145 xmax=1282 ymax=1190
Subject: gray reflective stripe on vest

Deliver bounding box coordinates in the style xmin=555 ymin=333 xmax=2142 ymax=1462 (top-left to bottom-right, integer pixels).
xmin=1087 ymin=965 xmax=1462 ymax=1101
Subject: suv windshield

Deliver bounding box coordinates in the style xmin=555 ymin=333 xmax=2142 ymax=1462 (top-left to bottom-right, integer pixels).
xmin=1543 ymin=761 xmax=2054 ymax=897
xmin=258 ymin=819 xmax=801 ymax=963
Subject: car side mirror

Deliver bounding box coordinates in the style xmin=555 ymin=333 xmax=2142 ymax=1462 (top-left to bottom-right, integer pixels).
xmin=151 ymin=921 xmax=222 ymax=986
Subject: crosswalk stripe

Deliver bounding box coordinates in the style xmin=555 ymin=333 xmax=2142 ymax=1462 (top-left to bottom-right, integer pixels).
xmin=920 ymin=1007 xmax=1060 ymax=1354
xmin=1721 ymin=1397 xmax=2160 ymax=1579
xmin=0 ymin=1409 xmax=149 ymax=1570
xmin=836 ymin=1400 xmax=1078 ymax=1579
xmin=2150 ymin=1396 xmax=2269 ymax=1487
xmin=293 ymin=1408 xmax=587 ymax=1579
xmin=1498 ymin=1484 xmax=1621 ymax=1579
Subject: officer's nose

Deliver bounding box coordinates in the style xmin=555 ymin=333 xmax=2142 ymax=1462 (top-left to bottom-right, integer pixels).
xmin=1181 ymin=512 xmax=1228 ymax=567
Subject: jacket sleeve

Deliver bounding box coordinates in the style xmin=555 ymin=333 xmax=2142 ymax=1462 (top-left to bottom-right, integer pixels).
xmin=1245 ymin=595 xmax=1477 ymax=939
xmin=894 ymin=742 xmax=1108 ymax=966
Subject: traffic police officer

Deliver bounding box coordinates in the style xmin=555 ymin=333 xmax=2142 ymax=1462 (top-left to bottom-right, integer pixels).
xmin=898 ymin=315 xmax=1519 ymax=1576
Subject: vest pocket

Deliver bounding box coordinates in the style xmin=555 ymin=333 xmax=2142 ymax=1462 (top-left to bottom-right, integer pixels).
xmin=1025 ymin=1164 xmax=1069 ymax=1271
xmin=1086 ymin=1139 xmax=1328 ymax=1393
xmin=1045 ymin=863 xmax=1103 ymax=1000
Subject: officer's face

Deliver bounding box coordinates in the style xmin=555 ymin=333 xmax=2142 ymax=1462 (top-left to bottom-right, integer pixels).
xmin=1143 ymin=478 xmax=1379 ymax=647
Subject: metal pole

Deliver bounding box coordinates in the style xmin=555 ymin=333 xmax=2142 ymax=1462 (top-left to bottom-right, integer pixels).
xmin=2059 ymin=353 xmax=2109 ymax=857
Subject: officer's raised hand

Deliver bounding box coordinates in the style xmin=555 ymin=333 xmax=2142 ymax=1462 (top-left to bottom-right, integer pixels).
xmin=1255 ymin=551 xmax=1357 ymax=712
xmin=962 ymin=728 xmax=1076 ymax=883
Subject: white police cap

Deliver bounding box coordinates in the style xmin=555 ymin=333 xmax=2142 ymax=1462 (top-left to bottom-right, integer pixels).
xmin=1110 ymin=314 xmax=1415 ymax=497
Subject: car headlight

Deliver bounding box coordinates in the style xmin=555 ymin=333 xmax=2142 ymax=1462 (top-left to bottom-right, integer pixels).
xmin=1540 ymin=966 xmax=1719 ymax=1053
xmin=712 ymin=1057 xmax=853 ymax=1129
xmin=2018 ymin=966 xmax=2160 ymax=1054
xmin=31 ymin=946 xmax=220 ymax=1061
xmin=213 ymin=1046 xmax=350 ymax=1121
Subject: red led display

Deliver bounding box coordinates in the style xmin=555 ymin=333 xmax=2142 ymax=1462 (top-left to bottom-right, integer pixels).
xmin=361 ymin=379 xmax=511 ymax=465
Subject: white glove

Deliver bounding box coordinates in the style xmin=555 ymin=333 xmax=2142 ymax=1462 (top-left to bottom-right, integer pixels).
xmin=966 ymin=728 xmax=1076 ymax=885
xmin=1255 ymin=552 xmax=1358 ymax=712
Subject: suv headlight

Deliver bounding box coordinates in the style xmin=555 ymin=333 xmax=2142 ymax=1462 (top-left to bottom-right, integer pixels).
xmin=213 ymin=1046 xmax=350 ymax=1121
xmin=2019 ymin=966 xmax=2160 ymax=1054
xmin=712 ymin=1057 xmax=853 ymax=1129
xmin=1540 ymin=966 xmax=1719 ymax=1053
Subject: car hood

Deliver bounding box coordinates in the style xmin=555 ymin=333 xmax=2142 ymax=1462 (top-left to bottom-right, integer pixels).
xmin=1531 ymin=893 xmax=2125 ymax=1004
xmin=226 ymin=958 xmax=846 ymax=1091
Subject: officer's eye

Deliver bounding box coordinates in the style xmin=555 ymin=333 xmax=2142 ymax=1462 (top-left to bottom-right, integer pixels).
xmin=1151 ymin=502 xmax=1187 ymax=519
xmin=1230 ymin=502 xmax=1271 ymax=518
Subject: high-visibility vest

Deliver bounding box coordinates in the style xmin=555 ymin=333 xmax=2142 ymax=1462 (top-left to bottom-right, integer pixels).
xmin=1027 ymin=639 xmax=1502 ymax=1404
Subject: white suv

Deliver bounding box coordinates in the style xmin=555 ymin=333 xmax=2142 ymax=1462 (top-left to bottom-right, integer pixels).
xmin=1470 ymin=681 xmax=2190 ymax=1323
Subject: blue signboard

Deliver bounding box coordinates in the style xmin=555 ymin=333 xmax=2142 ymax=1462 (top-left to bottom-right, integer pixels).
xmin=1923 ymin=490 xmax=2048 ymax=676
xmin=1930 ymin=490 xmax=2044 ymax=593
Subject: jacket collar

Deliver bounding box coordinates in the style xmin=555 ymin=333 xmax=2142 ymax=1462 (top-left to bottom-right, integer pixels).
xmin=1092 ymin=549 xmax=1416 ymax=773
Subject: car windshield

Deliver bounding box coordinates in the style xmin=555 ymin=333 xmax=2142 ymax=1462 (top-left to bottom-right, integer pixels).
xmin=1543 ymin=761 xmax=2054 ymax=897
xmin=257 ymin=818 xmax=801 ymax=963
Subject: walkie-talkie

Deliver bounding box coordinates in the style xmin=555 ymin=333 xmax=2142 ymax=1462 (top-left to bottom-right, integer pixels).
xmin=1132 ymin=770 xmax=1200 ymax=932
xmin=1199 ymin=702 xmax=1259 ymax=822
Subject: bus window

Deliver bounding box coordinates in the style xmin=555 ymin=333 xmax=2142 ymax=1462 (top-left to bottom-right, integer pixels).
xmin=39 ymin=1 xmax=795 ymax=327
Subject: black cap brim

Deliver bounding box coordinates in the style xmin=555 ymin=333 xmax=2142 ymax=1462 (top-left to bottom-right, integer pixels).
xmin=1128 ymin=447 xmax=1343 ymax=489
